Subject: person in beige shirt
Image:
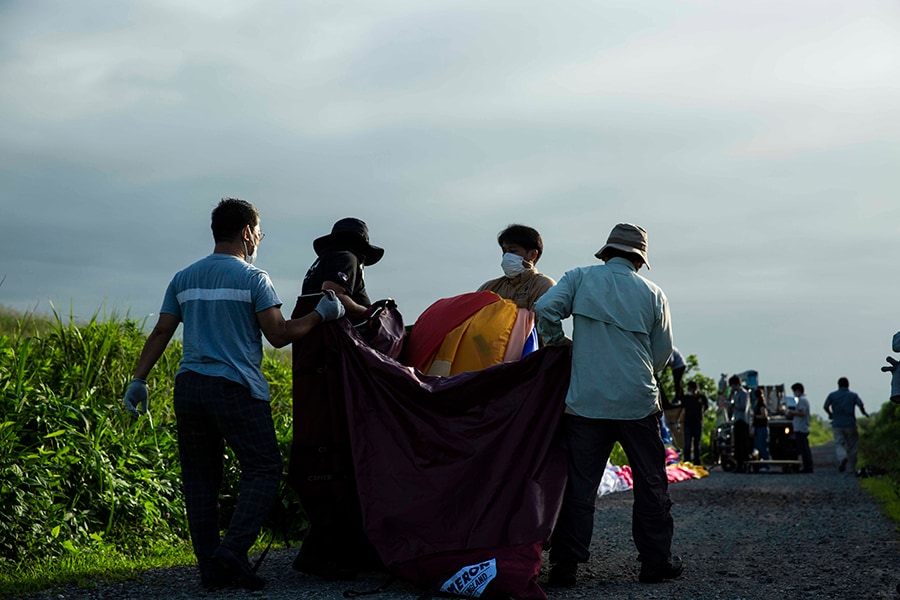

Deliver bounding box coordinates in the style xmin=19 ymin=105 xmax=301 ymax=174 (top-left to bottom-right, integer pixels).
xmin=477 ymin=224 xmax=556 ymax=310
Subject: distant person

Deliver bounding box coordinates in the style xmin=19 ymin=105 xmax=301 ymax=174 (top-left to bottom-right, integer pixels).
xmin=477 ymin=224 xmax=556 ymax=310
xmin=662 ymin=347 xmax=686 ymax=408
xmin=752 ymin=387 xmax=770 ymax=463
xmin=710 ymin=392 xmax=728 ymax=466
xmin=714 ymin=393 xmax=729 ymax=427
xmin=303 ymin=217 xmax=384 ymax=321
xmin=728 ymin=375 xmax=751 ymax=473
xmin=121 ymin=198 xmax=345 ymax=591
xmin=715 ymin=374 xmax=730 ymax=427
xmin=658 ymin=348 xmax=686 ymax=410
xmin=880 ymin=331 xmax=900 ymax=403
xmin=823 ymin=377 xmax=869 ymax=473
xmin=678 ymin=381 xmax=707 ymax=464
xmin=782 ymin=391 xmax=797 ymax=415
xmin=535 ymin=222 xmax=682 ymax=587
xmin=787 ymin=382 xmax=813 ymax=473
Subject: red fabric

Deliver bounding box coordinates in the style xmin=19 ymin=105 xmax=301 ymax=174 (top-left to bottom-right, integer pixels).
xmin=327 ymin=319 xmax=571 ymax=599
xmin=666 ymin=464 xmax=698 ymax=483
xmin=665 ymin=447 xmax=681 ymax=465
xmin=616 ymin=465 xmax=634 ymax=488
xmin=400 ymin=291 xmax=500 ymax=370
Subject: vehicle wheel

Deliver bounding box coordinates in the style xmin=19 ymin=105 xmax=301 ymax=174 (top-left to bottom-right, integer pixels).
xmin=722 ymin=457 xmax=736 ymax=472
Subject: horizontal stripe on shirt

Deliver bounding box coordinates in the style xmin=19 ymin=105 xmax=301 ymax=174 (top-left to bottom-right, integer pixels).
xmin=176 ymin=287 xmax=253 ymax=305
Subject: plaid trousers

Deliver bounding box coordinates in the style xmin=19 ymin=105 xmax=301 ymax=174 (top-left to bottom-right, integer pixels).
xmin=173 ymin=371 xmax=282 ymax=566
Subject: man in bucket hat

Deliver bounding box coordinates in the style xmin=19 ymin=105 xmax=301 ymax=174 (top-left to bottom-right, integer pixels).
xmin=535 ymin=223 xmax=682 ymax=587
xmin=302 ymin=217 xmax=384 ymax=320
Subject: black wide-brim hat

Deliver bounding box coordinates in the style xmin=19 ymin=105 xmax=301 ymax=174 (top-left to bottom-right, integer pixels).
xmin=313 ymin=217 xmax=384 ymax=266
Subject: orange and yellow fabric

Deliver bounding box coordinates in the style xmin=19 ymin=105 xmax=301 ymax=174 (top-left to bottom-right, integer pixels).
xmin=424 ymin=298 xmax=521 ymax=376
xmin=402 ymin=291 xmax=500 ymax=371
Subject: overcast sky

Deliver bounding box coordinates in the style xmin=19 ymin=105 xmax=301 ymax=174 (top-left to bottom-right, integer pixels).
xmin=2 ymin=0 xmax=900 ymax=418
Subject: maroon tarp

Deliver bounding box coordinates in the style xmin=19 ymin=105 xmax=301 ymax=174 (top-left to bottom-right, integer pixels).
xmin=288 ymin=297 xmax=381 ymax=572
xmin=326 ymin=319 xmax=571 ymax=599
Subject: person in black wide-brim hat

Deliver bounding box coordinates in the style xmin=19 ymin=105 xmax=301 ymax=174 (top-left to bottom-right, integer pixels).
xmin=302 ymin=217 xmax=383 ymax=321
xmin=293 ymin=218 xmax=385 ymax=580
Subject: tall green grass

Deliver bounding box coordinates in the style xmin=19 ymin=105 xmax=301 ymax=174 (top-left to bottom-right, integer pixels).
xmin=0 ymin=308 xmax=301 ymax=597
xmin=859 ymin=401 xmax=900 ymax=529
xmin=860 ymin=401 xmax=900 ymax=470
xmin=0 ymin=304 xmax=57 ymax=338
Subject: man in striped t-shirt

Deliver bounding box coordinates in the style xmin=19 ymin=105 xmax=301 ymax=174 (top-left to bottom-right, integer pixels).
xmin=122 ymin=198 xmax=345 ymax=591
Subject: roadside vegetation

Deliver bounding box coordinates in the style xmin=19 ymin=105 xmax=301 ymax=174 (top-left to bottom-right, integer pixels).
xmin=0 ymin=306 xmax=301 ymax=598
xmin=859 ymin=402 xmax=900 ymax=525
xmin=0 ymin=303 xmax=56 ymax=338
xmin=1 ymin=306 xmax=897 ymax=597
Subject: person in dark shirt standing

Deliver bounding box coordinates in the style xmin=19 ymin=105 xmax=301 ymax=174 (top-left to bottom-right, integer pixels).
xmin=678 ymin=380 xmax=708 ymax=465
xmin=752 ymin=387 xmax=770 ymax=471
xmin=728 ymin=375 xmax=751 ymax=473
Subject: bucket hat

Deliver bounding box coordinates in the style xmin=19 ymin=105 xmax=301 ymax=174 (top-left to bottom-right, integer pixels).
xmin=313 ymin=217 xmax=384 ymax=266
xmin=594 ymin=223 xmax=650 ymax=269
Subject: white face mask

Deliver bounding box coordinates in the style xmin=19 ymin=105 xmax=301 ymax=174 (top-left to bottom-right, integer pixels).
xmin=243 ymin=240 xmax=258 ymax=265
xmin=244 ymin=231 xmax=266 ymax=265
xmin=501 ymin=252 xmax=530 ymax=278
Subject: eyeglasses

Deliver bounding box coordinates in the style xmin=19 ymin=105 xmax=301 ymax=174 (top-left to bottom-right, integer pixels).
xmin=258 ymin=231 xmax=266 ymax=241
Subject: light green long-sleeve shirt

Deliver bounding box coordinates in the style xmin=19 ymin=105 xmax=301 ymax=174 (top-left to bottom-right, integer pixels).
xmin=534 ymin=257 xmax=673 ymax=420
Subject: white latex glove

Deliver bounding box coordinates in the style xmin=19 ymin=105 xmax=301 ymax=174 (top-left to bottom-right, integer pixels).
xmin=315 ymin=289 xmax=346 ymax=322
xmin=123 ymin=377 xmax=148 ymax=417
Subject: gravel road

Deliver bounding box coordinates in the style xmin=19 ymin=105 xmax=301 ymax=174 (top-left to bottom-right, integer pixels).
xmin=18 ymin=442 xmax=900 ymax=600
